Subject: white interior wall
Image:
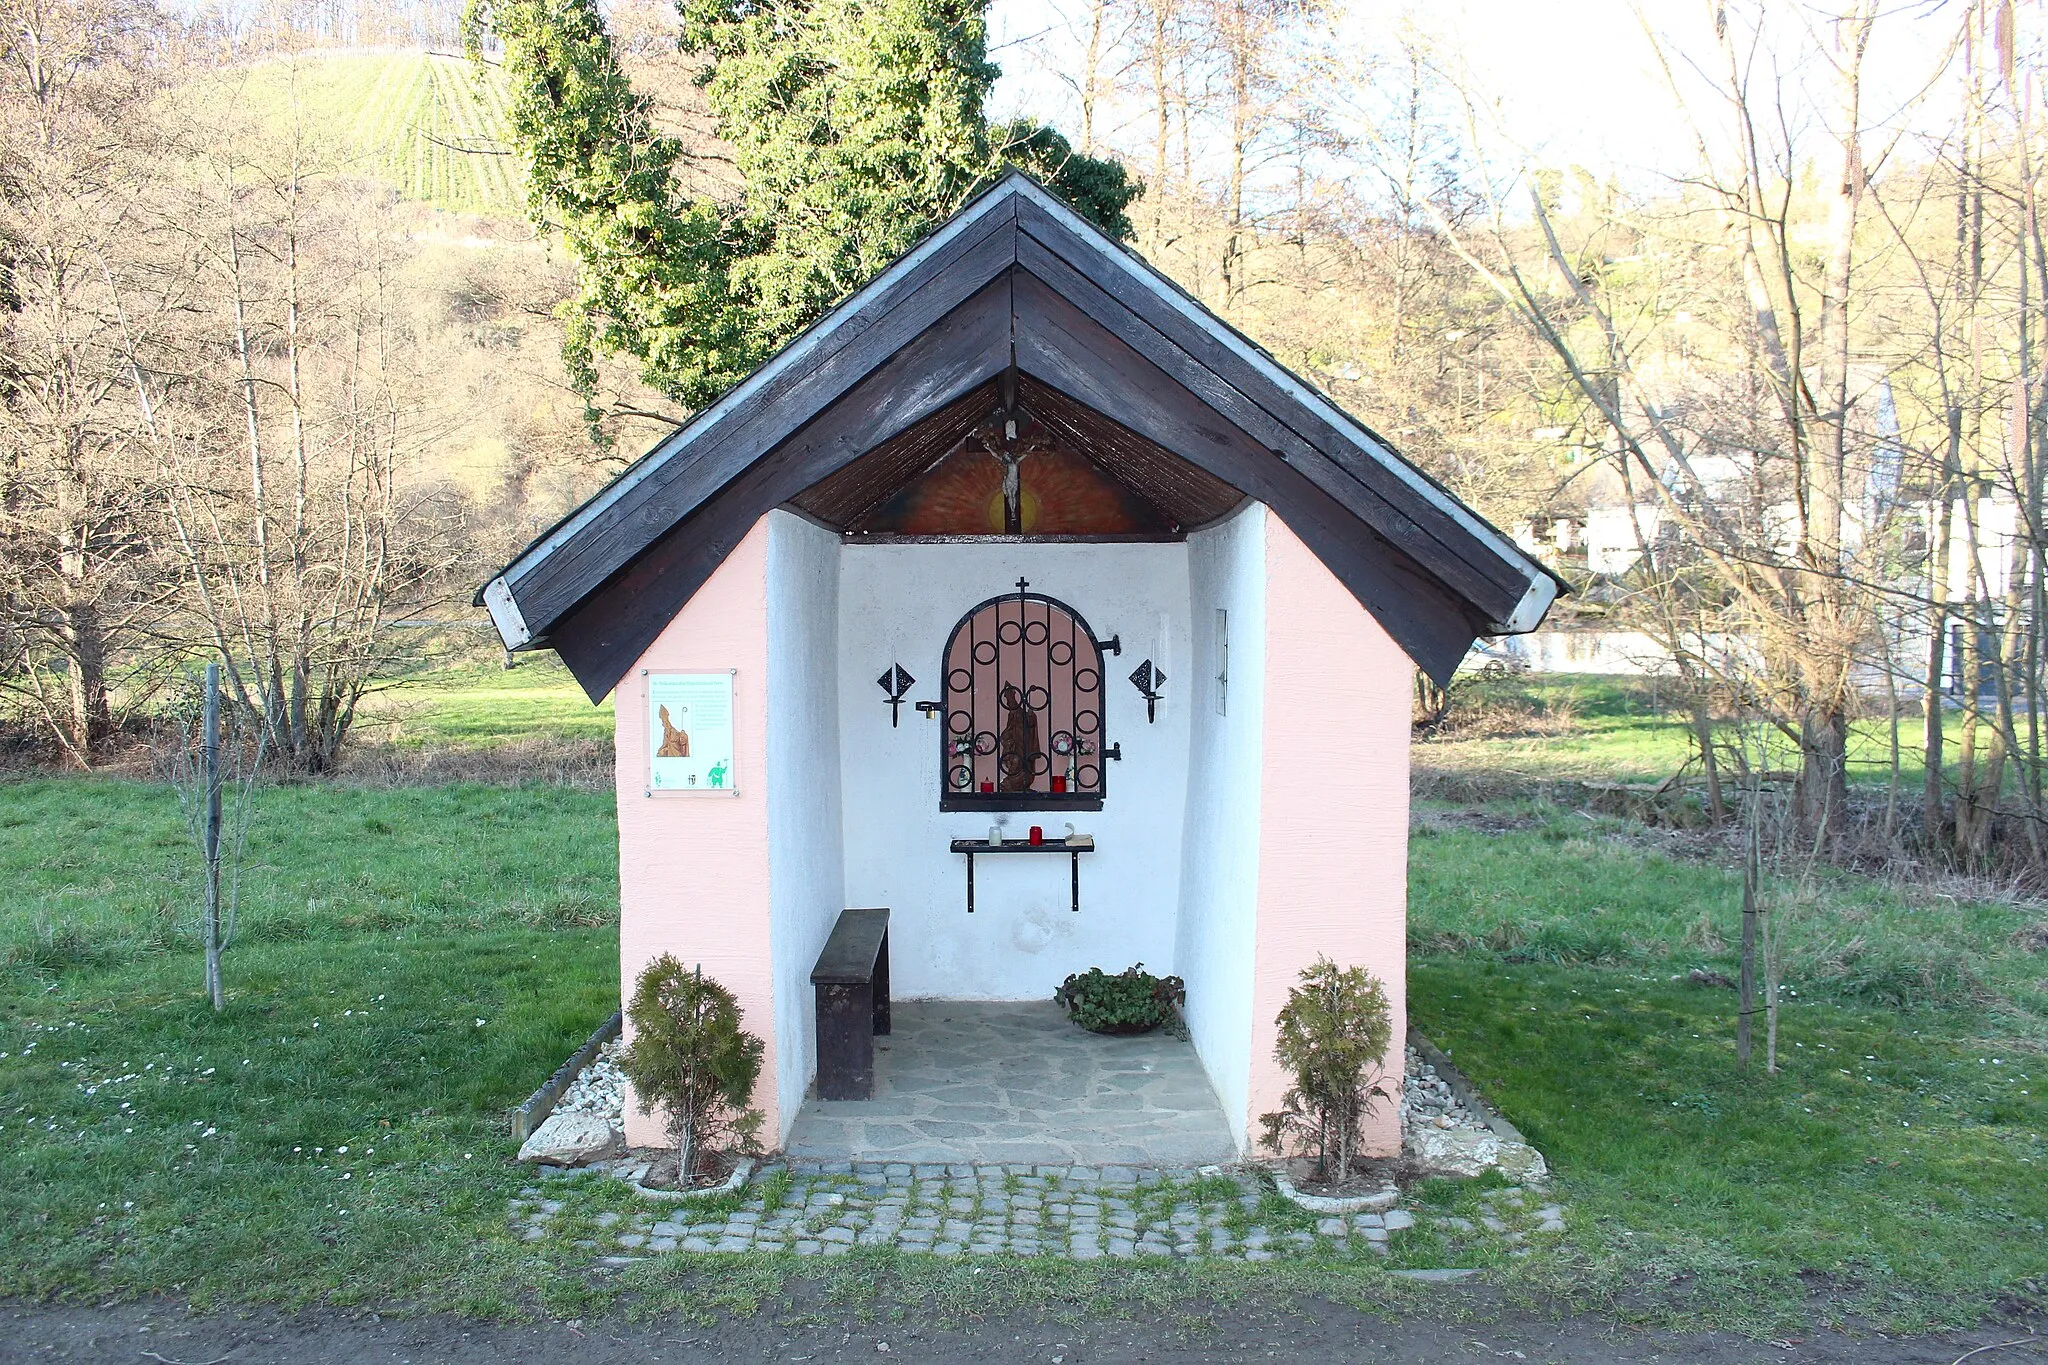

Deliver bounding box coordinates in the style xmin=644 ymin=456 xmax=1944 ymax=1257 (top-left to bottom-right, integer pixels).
xmin=1173 ymin=505 xmax=1268 ymax=1150
xmin=837 ymin=542 xmax=1192 ymax=999
xmin=765 ymin=512 xmax=847 ymax=1135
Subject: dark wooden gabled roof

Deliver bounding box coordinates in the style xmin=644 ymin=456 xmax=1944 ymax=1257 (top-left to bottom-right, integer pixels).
xmin=480 ymin=171 xmax=1561 ymax=699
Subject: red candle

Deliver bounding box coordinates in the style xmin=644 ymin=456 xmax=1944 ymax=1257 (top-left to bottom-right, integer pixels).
xmin=1029 ymin=825 xmax=1043 ymax=845
xmin=980 ymin=780 xmax=994 ymax=793
xmin=1051 ymin=776 xmax=1067 ymax=793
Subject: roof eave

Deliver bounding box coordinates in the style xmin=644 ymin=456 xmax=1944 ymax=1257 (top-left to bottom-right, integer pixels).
xmin=1003 ymin=175 xmax=1558 ymax=610
xmin=479 ymin=173 xmax=1030 ymax=604
xmin=473 ymin=169 xmax=1566 ymax=658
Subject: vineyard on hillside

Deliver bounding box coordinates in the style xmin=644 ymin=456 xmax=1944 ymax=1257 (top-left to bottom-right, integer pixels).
xmin=215 ymin=50 xmax=522 ymax=215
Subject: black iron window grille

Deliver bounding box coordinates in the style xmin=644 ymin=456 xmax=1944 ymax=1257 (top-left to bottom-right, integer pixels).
xmin=940 ymin=580 xmax=1113 ymax=812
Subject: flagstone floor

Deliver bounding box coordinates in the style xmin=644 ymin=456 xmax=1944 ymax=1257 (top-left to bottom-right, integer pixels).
xmin=782 ymin=1000 xmax=1237 ymax=1166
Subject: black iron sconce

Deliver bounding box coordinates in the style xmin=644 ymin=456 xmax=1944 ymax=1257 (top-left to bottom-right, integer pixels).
xmin=878 ymin=663 xmax=915 ymax=726
xmin=1128 ymin=659 xmax=1166 ymax=723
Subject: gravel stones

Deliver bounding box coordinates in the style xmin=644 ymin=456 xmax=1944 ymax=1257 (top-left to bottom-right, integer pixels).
xmin=519 ymin=1041 xmax=627 ymax=1166
xmin=1401 ymin=1043 xmax=1550 ymax=1183
xmin=1400 ymin=1045 xmax=1480 ymax=1132
xmin=555 ymin=1040 xmax=626 ymax=1119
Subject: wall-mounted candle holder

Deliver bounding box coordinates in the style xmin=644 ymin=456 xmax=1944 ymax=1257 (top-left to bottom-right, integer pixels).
xmin=878 ymin=663 xmax=915 ymax=726
xmin=1128 ymin=659 xmax=1166 ymax=722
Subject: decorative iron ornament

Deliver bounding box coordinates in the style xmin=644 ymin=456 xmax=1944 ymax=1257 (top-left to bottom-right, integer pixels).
xmin=1128 ymin=659 xmax=1166 ymax=723
xmin=878 ymin=663 xmax=915 ymax=726
xmin=939 ymin=582 xmax=1112 ymax=811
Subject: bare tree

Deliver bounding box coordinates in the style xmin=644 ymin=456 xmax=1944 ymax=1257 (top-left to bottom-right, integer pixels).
xmin=1198 ymin=0 xmax=1332 ymax=312
xmin=1399 ymin=1 xmax=1928 ymax=848
xmin=1132 ymin=0 xmax=1186 ymax=251
xmin=0 ymin=0 xmax=180 ymax=763
xmin=113 ymin=66 xmax=476 ymax=772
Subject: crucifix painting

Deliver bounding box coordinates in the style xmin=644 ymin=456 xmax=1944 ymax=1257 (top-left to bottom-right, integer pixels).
xmin=852 ymin=412 xmax=1171 ymax=537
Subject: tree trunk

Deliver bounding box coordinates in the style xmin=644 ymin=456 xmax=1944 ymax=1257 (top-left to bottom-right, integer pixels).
xmin=202 ymin=661 xmax=224 ymax=1011
xmin=58 ymin=598 xmax=111 ymax=762
xmin=1145 ymin=0 xmax=1172 ymax=252
xmin=1693 ymin=696 xmax=1726 ymax=824
xmin=56 ymin=460 xmax=110 ymax=763
xmin=1795 ymin=706 xmax=1850 ymax=851
xmin=1078 ymin=0 xmax=1107 ymax=156
xmin=1956 ymin=692 xmax=1983 ymax=853
xmin=1738 ymin=798 xmax=1759 ymax=1068
xmin=1221 ymin=0 xmax=1249 ymax=312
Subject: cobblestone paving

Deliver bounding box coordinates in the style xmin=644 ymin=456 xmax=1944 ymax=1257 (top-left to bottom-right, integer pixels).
xmin=508 ymin=1161 xmax=1567 ymax=1264
xmin=784 ymin=1002 xmax=1237 ymax=1166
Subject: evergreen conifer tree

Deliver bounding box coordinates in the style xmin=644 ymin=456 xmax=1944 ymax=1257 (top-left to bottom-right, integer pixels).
xmin=467 ymin=0 xmax=1135 ymax=418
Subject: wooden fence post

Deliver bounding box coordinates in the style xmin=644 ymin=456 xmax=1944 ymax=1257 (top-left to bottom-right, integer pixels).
xmin=203 ymin=661 xmax=224 ymax=1012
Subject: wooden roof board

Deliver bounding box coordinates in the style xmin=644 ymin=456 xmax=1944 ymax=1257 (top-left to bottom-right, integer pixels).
xmin=795 ymin=374 xmax=1244 ymax=535
xmin=482 ymin=171 xmax=1560 ymax=697
xmin=501 ymin=195 xmax=1022 ymax=637
xmin=788 ymin=380 xmax=1004 ymax=529
xmin=1011 ymin=375 xmax=1247 ymax=530
xmin=547 ymin=277 xmax=1014 ymax=697
xmin=1008 ymin=269 xmax=1484 ymax=680
xmin=1013 ymin=212 xmax=1527 ymax=621
xmin=1009 ymin=193 xmax=1557 ymax=610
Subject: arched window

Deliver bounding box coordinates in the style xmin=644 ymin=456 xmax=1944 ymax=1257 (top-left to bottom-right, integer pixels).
xmin=940 ymin=585 xmax=1108 ymax=812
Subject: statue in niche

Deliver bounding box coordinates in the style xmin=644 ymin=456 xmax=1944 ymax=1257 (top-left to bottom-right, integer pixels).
xmin=996 ymin=683 xmax=1041 ymax=792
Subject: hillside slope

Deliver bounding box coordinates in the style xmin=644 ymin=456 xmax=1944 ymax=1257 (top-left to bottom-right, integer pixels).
xmin=215 ymin=49 xmax=523 ymax=215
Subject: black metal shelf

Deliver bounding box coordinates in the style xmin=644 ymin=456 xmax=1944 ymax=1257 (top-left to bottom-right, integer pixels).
xmin=949 ymin=837 xmax=1096 ymax=913
xmin=947 ymin=837 xmax=1097 ymax=853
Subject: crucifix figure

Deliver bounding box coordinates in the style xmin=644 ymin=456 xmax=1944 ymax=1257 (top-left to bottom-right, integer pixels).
xmin=969 ymin=411 xmax=1054 ymax=535
xmin=998 ymin=419 xmax=1023 ymax=536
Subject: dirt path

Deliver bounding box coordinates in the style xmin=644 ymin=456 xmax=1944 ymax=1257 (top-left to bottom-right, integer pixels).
xmin=5 ymin=1297 xmax=2043 ymax=1365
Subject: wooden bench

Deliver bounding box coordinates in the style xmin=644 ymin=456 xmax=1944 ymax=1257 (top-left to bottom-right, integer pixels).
xmin=811 ymin=908 xmax=891 ymax=1101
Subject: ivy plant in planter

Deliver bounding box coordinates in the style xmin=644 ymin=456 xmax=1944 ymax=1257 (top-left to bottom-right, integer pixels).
xmin=1054 ymin=964 xmax=1186 ymax=1034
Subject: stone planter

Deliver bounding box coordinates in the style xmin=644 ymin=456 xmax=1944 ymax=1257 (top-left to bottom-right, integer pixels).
xmin=1267 ymin=1164 xmax=1400 ymax=1214
xmin=629 ymin=1156 xmax=755 ymax=1202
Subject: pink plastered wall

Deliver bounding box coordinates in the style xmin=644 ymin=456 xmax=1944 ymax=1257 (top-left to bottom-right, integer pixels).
xmin=615 ymin=520 xmax=782 ymax=1147
xmin=1246 ymin=516 xmax=1411 ymax=1156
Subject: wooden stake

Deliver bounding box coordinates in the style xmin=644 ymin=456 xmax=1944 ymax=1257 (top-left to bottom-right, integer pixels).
xmin=1738 ymin=787 xmax=1759 ymax=1068
xmin=202 ymin=661 xmax=223 ymax=1012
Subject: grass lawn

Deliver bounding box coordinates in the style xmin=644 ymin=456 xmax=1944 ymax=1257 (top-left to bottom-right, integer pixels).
xmin=1414 ymin=958 xmax=2045 ymax=1329
xmin=0 ymin=778 xmax=617 ymax=971
xmin=0 ymin=778 xmax=621 ymax=1308
xmin=1410 ymin=807 xmax=2048 ymax=1031
xmin=1406 ymin=804 xmax=2045 ymax=1328
xmin=1 ymin=671 xmax=2042 ymax=1330
xmin=1420 ymin=673 xmax=1937 ymax=791
xmin=352 ymin=656 xmax=614 ymax=752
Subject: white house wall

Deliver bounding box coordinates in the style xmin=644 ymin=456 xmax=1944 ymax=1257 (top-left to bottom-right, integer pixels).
xmin=765 ymin=512 xmax=848 ymax=1137
xmin=1173 ymin=505 xmax=1267 ymax=1149
xmin=837 ymin=542 xmax=1192 ymax=1000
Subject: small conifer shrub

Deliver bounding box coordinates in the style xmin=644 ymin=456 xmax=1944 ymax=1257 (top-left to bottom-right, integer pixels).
xmin=620 ymin=955 xmax=764 ymax=1182
xmin=1259 ymin=956 xmax=1393 ymax=1184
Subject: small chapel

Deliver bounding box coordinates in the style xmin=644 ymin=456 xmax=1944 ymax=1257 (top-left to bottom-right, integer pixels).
xmin=479 ymin=170 xmax=1560 ymax=1162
